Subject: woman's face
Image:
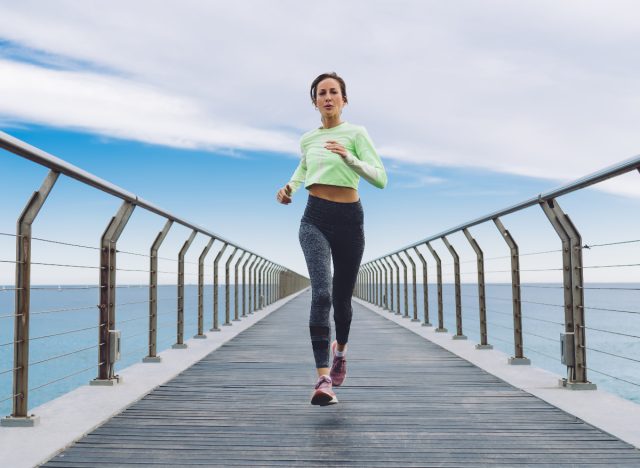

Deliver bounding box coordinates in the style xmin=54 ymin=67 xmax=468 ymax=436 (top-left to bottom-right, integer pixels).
xmin=315 ymin=78 xmax=346 ymax=119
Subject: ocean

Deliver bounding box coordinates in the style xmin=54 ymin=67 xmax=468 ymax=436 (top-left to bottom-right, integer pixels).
xmin=0 ymin=283 xmax=638 ymax=417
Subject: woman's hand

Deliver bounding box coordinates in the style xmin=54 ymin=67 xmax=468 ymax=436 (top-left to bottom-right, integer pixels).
xmin=276 ymin=184 xmax=292 ymax=205
xmin=324 ymin=140 xmax=348 ymax=159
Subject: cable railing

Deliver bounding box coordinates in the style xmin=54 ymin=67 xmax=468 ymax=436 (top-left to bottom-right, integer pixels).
xmin=356 ymin=155 xmax=640 ymax=399
xmin=0 ymin=130 xmax=309 ymax=427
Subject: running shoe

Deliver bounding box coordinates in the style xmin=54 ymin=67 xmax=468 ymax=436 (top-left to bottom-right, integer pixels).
xmin=310 ymin=375 xmax=338 ymax=406
xmin=330 ymin=340 xmax=347 ymax=386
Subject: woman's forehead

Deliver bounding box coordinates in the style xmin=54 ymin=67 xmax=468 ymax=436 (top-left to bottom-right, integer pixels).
xmin=317 ymin=78 xmax=341 ymax=90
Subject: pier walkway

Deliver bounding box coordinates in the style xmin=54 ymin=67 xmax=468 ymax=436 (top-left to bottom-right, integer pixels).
xmin=43 ymin=290 xmax=640 ymax=467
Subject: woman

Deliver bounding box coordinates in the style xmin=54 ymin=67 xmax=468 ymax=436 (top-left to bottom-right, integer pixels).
xmin=276 ymin=72 xmax=387 ymax=406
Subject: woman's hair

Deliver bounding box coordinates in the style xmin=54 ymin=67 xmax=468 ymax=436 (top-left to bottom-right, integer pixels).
xmin=310 ymin=72 xmax=348 ymax=106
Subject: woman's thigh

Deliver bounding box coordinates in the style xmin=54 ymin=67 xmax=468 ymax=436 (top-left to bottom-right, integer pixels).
xmin=299 ymin=221 xmax=332 ymax=293
xmin=330 ymin=224 xmax=365 ymax=299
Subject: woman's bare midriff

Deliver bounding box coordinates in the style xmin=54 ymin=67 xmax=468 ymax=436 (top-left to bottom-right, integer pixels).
xmin=308 ymin=184 xmax=359 ymax=203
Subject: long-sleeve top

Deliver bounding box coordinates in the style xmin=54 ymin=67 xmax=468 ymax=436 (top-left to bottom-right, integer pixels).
xmin=287 ymin=121 xmax=387 ymax=195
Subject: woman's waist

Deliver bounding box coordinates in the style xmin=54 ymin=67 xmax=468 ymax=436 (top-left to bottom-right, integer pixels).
xmin=308 ymin=184 xmax=359 ymax=203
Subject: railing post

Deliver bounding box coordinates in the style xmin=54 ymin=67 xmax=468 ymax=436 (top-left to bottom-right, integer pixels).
xmin=442 ymin=236 xmax=466 ymax=339
xmin=493 ymin=217 xmax=530 ymax=365
xmin=413 ymin=247 xmax=432 ymax=327
xmin=258 ymin=259 xmax=267 ymax=309
xmin=242 ymin=254 xmax=254 ymax=316
xmin=389 ymin=255 xmax=401 ymax=315
xmin=251 ymin=257 xmax=264 ymax=313
xmin=266 ymin=263 xmax=274 ymax=305
xmin=463 ymin=228 xmax=492 ymax=350
xmin=269 ymin=264 xmax=277 ymax=304
xmin=3 ymin=170 xmax=59 ymax=427
xmin=174 ymin=230 xmax=197 ymax=349
xmin=234 ymin=250 xmax=247 ymax=321
xmin=426 ymin=242 xmax=447 ymax=333
xmin=384 ymin=256 xmax=395 ymax=313
xmin=247 ymin=255 xmax=259 ymax=314
xmin=374 ymin=261 xmax=383 ymax=307
xmin=93 ymin=200 xmax=136 ymax=385
xmin=395 ymin=253 xmax=409 ymax=318
xmin=540 ymin=199 xmax=595 ymax=389
xmin=224 ymin=247 xmax=238 ymax=326
xmin=369 ymin=262 xmax=380 ymax=305
xmin=364 ymin=263 xmax=374 ymax=303
xmin=194 ymin=237 xmax=214 ymax=339
xmin=377 ymin=259 xmax=389 ymax=309
xmin=403 ymin=250 xmax=419 ymax=322
xmin=144 ymin=220 xmax=173 ymax=362
xmin=211 ymin=242 xmax=228 ymax=332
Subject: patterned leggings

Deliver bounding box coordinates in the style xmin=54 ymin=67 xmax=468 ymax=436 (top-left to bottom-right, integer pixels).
xmin=299 ymin=195 xmax=365 ymax=368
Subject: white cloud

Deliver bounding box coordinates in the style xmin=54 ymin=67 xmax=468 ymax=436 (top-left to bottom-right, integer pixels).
xmin=0 ymin=0 xmax=639 ymax=193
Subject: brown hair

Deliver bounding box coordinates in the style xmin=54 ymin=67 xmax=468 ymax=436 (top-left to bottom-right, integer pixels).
xmin=310 ymin=72 xmax=348 ymax=106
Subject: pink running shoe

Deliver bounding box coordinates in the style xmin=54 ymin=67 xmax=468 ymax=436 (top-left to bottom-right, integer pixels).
xmin=330 ymin=340 xmax=347 ymax=386
xmin=310 ymin=375 xmax=338 ymax=406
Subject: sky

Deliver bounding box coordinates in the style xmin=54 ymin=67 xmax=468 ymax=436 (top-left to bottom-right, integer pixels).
xmin=1 ymin=0 xmax=639 ymax=284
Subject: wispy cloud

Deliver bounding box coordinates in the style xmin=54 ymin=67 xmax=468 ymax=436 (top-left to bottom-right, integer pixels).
xmin=0 ymin=1 xmax=639 ymax=194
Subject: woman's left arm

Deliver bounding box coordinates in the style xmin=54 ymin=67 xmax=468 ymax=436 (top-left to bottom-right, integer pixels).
xmin=325 ymin=128 xmax=387 ymax=189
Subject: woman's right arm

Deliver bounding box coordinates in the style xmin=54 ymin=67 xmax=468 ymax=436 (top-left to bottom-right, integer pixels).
xmin=276 ymin=151 xmax=306 ymax=205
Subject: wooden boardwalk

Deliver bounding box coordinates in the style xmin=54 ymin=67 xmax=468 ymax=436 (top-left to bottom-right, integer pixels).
xmin=44 ymin=290 xmax=640 ymax=467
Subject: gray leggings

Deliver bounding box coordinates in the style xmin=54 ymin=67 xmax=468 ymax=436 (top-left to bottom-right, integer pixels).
xmin=299 ymin=195 xmax=365 ymax=368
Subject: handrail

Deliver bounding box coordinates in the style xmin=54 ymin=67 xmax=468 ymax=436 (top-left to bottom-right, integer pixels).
xmin=0 ymin=130 xmax=269 ymax=261
xmin=375 ymin=154 xmax=640 ymax=259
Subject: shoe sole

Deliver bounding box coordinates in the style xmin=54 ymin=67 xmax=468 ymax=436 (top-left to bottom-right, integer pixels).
xmin=311 ymin=390 xmax=338 ymax=406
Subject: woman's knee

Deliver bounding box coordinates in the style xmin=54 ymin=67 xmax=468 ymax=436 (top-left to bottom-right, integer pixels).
xmin=312 ymin=288 xmax=331 ymax=309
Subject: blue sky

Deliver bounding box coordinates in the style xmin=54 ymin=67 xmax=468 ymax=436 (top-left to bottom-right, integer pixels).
xmin=1 ymin=1 xmax=639 ymax=283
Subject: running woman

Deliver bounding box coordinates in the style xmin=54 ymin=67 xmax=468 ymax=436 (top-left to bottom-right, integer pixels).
xmin=276 ymin=72 xmax=387 ymax=405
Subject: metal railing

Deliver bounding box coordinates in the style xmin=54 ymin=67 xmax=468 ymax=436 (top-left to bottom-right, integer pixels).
xmin=357 ymin=156 xmax=640 ymax=393
xmin=0 ymin=130 xmax=309 ymax=426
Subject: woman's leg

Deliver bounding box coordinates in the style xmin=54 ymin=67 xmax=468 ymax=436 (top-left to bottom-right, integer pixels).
xmin=330 ymin=223 xmax=365 ymax=347
xmin=299 ymin=221 xmax=333 ymax=375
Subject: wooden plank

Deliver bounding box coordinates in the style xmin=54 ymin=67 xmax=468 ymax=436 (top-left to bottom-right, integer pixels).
xmin=43 ymin=290 xmax=640 ymax=467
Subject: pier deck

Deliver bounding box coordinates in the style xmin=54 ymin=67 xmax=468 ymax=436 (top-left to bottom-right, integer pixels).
xmin=43 ymin=290 xmax=640 ymax=467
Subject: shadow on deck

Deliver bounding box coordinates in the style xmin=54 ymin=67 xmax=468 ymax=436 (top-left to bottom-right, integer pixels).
xmin=43 ymin=290 xmax=640 ymax=467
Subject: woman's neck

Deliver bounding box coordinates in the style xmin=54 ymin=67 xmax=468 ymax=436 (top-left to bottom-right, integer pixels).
xmin=321 ymin=116 xmax=343 ymax=129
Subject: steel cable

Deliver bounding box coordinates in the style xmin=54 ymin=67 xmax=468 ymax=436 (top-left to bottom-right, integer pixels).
xmin=31 ymin=261 xmax=100 ymax=270
xmin=30 ymin=323 xmax=104 ymax=341
xmin=522 ymin=330 xmax=558 ymax=343
xmin=526 ymin=346 xmax=560 ymax=362
xmin=0 ymin=366 xmax=21 ymax=376
xmin=582 ymin=239 xmax=640 ymax=249
xmin=0 ymin=340 xmax=21 ymax=348
xmin=0 ymin=393 xmax=22 ymax=404
xmin=32 ymin=305 xmax=97 ymax=316
xmin=31 ymin=236 xmax=99 ymax=251
xmin=30 ymin=344 xmax=100 ymax=367
xmin=29 ymin=363 xmax=104 ymax=393
xmin=580 ymin=286 xmax=640 ymax=291
xmin=586 ymin=347 xmax=640 ymax=364
xmin=582 ymin=305 xmax=640 ymax=316
xmin=587 ymin=367 xmax=640 ymax=388
xmin=583 ymin=326 xmax=640 ymax=340
xmin=581 ymin=263 xmax=640 ymax=269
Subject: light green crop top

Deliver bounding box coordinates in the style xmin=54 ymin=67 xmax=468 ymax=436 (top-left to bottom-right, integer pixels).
xmin=287 ymin=121 xmax=387 ymax=195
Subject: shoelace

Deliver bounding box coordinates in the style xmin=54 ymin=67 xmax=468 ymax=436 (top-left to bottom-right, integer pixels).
xmin=315 ymin=376 xmax=331 ymax=389
xmin=332 ymin=357 xmax=344 ymax=372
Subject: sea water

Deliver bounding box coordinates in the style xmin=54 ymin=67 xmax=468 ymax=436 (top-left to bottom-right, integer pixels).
xmin=0 ymin=283 xmax=638 ymax=417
